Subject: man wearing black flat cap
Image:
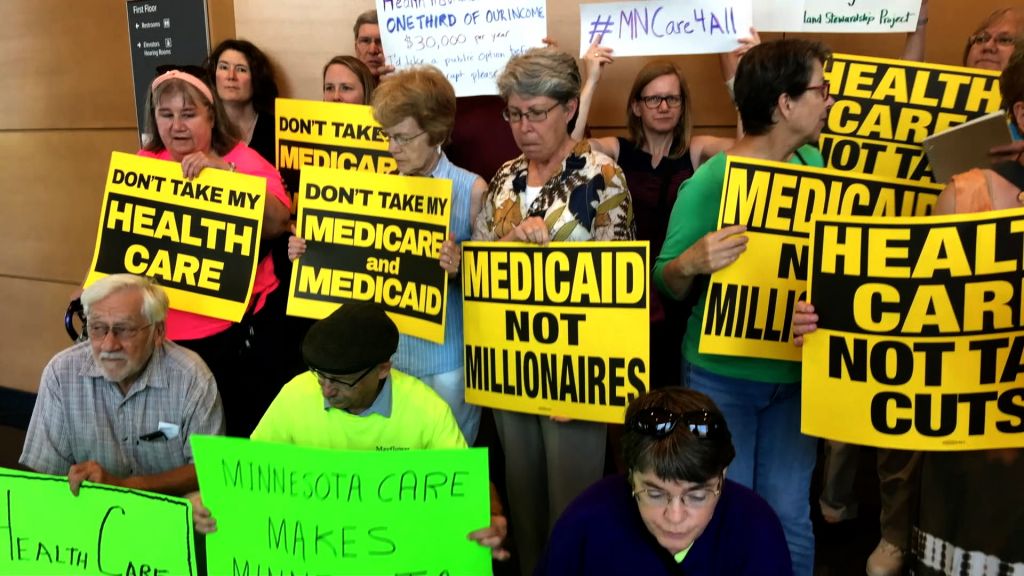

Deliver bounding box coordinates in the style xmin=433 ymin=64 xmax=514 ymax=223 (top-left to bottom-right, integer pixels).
xmin=190 ymin=301 xmax=510 ymax=560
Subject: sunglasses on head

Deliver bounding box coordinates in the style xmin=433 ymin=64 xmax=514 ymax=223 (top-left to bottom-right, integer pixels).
xmin=628 ymin=407 xmax=724 ymax=439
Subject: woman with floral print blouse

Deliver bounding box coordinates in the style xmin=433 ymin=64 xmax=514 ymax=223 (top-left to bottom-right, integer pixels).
xmin=471 ymin=46 xmax=635 ymax=575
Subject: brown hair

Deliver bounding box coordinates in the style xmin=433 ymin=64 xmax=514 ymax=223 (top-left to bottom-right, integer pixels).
xmin=371 ymin=66 xmax=455 ymax=146
xmin=626 ymin=61 xmax=692 ymax=160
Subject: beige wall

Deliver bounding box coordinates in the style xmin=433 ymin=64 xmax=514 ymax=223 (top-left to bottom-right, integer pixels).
xmin=0 ymin=0 xmax=233 ymax=393
xmin=0 ymin=0 xmax=1012 ymax=394
xmin=235 ymin=0 xmax=1009 ymax=135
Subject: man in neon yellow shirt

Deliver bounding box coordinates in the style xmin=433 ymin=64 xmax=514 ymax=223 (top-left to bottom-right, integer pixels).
xmin=190 ymin=302 xmax=509 ymax=560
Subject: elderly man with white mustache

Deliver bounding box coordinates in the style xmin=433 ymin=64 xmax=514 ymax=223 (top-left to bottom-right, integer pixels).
xmin=20 ymin=274 xmax=224 ymax=496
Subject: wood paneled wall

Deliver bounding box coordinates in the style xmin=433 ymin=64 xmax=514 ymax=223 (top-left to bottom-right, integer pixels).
xmin=0 ymin=0 xmax=234 ymax=394
xmin=0 ymin=0 xmax=1011 ymax=394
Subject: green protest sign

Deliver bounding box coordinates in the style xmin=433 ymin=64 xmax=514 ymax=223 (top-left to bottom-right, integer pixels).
xmin=0 ymin=468 xmax=196 ymax=576
xmin=191 ymin=435 xmax=492 ymax=576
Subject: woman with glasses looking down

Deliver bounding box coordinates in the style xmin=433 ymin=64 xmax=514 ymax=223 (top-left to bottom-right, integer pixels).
xmin=471 ymin=46 xmax=635 ymax=576
xmin=536 ymin=388 xmax=790 ymax=575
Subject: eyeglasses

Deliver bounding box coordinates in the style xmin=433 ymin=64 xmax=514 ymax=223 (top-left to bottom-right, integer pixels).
xmin=384 ymin=130 xmax=426 ymax=147
xmin=86 ymin=323 xmax=153 ymax=341
xmin=502 ymin=102 xmax=562 ymax=124
xmin=803 ymin=80 xmax=831 ymax=99
xmin=633 ymin=476 xmax=723 ymax=510
xmin=356 ymin=37 xmax=383 ymax=48
xmin=969 ymin=32 xmax=1017 ymax=47
xmin=637 ymin=94 xmax=682 ymax=109
xmin=310 ymin=365 xmax=375 ymax=388
xmin=628 ymin=408 xmax=724 ymax=439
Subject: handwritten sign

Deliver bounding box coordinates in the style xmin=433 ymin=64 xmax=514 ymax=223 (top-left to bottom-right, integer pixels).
xmin=700 ymin=157 xmax=942 ymax=362
xmin=804 ymin=208 xmax=1024 ymax=450
xmin=376 ymin=0 xmax=547 ymax=97
xmin=287 ymin=166 xmax=451 ymax=343
xmin=821 ymin=54 xmax=1002 ymax=184
xmin=754 ymin=0 xmax=922 ymax=33
xmin=462 ymin=242 xmax=650 ymax=423
xmin=192 ymin=435 xmax=491 ymax=576
xmin=275 ymin=98 xmax=396 ymax=206
xmin=86 ymin=152 xmax=265 ymax=322
xmin=0 ymin=468 xmax=196 ymax=576
xmin=578 ymin=0 xmax=752 ymax=57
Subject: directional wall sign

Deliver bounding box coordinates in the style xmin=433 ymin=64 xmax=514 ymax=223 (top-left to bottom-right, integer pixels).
xmin=126 ymin=0 xmax=210 ymax=143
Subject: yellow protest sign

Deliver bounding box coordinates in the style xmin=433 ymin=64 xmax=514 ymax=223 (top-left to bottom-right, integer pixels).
xmin=86 ymin=152 xmax=265 ymax=322
xmin=0 ymin=467 xmax=196 ymax=576
xmin=287 ymin=166 xmax=451 ymax=342
xmin=803 ymin=209 xmax=1024 ymax=450
xmin=191 ymin=436 xmax=491 ymax=576
xmin=275 ymin=98 xmax=397 ymax=205
xmin=462 ymin=242 xmax=650 ymax=423
xmin=700 ymin=156 xmax=942 ymax=361
xmin=821 ymin=53 xmax=1002 ymax=183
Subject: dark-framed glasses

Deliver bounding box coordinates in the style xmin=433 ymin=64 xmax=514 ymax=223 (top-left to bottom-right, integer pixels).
xmin=310 ymin=365 xmax=375 ymax=388
xmin=804 ymin=80 xmax=831 ymax=99
xmin=86 ymin=322 xmax=153 ymax=341
xmin=628 ymin=407 xmax=724 ymax=439
xmin=637 ymin=94 xmax=682 ymax=109
xmin=502 ymin=101 xmax=561 ymax=123
xmin=968 ymin=32 xmax=1017 ymax=47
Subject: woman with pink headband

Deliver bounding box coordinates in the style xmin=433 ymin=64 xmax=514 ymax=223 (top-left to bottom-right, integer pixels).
xmin=139 ymin=69 xmax=291 ymax=437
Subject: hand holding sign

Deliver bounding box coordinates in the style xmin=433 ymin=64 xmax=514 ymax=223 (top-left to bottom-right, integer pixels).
xmin=680 ymin=224 xmax=749 ymax=276
xmin=791 ymin=300 xmax=818 ymax=348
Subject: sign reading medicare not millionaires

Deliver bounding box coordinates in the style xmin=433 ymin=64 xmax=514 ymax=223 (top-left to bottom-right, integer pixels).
xmin=287 ymin=166 xmax=451 ymax=343
xmin=86 ymin=152 xmax=265 ymax=322
xmin=0 ymin=468 xmax=196 ymax=576
xmin=275 ymin=98 xmax=397 ymax=206
xmin=821 ymin=54 xmax=1002 ymax=183
xmin=462 ymin=242 xmax=650 ymax=423
xmin=699 ymin=157 xmax=942 ymax=362
xmin=803 ymin=209 xmax=1024 ymax=451
xmin=191 ymin=436 xmax=491 ymax=576
xmin=753 ymin=0 xmax=922 ymax=33
xmin=376 ymin=0 xmax=546 ymax=97
xmin=578 ymin=0 xmax=752 ymax=57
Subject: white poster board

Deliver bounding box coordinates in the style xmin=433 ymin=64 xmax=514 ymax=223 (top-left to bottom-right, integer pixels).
xmin=754 ymin=0 xmax=922 ymax=33
xmin=578 ymin=0 xmax=753 ymax=57
xmin=376 ymin=0 xmax=547 ymax=97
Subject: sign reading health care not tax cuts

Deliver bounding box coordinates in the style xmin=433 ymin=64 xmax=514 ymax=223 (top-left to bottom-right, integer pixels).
xmin=376 ymin=0 xmax=546 ymax=97
xmin=192 ymin=436 xmax=492 ymax=576
xmin=578 ymin=0 xmax=752 ymax=57
xmin=754 ymin=0 xmax=922 ymax=33
xmin=803 ymin=209 xmax=1024 ymax=451
xmin=0 ymin=468 xmax=196 ymax=576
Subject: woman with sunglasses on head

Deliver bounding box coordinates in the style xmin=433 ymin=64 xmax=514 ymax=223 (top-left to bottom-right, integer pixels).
xmin=537 ymin=388 xmax=790 ymax=575
xmin=288 ymin=66 xmax=488 ymax=446
xmin=139 ymin=70 xmax=291 ymax=437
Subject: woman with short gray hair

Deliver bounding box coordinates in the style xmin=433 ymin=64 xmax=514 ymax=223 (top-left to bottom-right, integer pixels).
xmin=472 ymin=47 xmax=635 ymax=575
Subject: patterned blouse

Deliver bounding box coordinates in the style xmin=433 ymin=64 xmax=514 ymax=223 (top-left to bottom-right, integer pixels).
xmin=472 ymin=140 xmax=635 ymax=242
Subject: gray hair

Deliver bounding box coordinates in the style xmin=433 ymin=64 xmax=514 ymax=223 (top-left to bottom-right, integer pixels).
xmin=353 ymin=9 xmax=378 ymax=37
xmin=497 ymin=47 xmax=581 ymax=103
xmin=82 ymin=274 xmax=169 ymax=325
